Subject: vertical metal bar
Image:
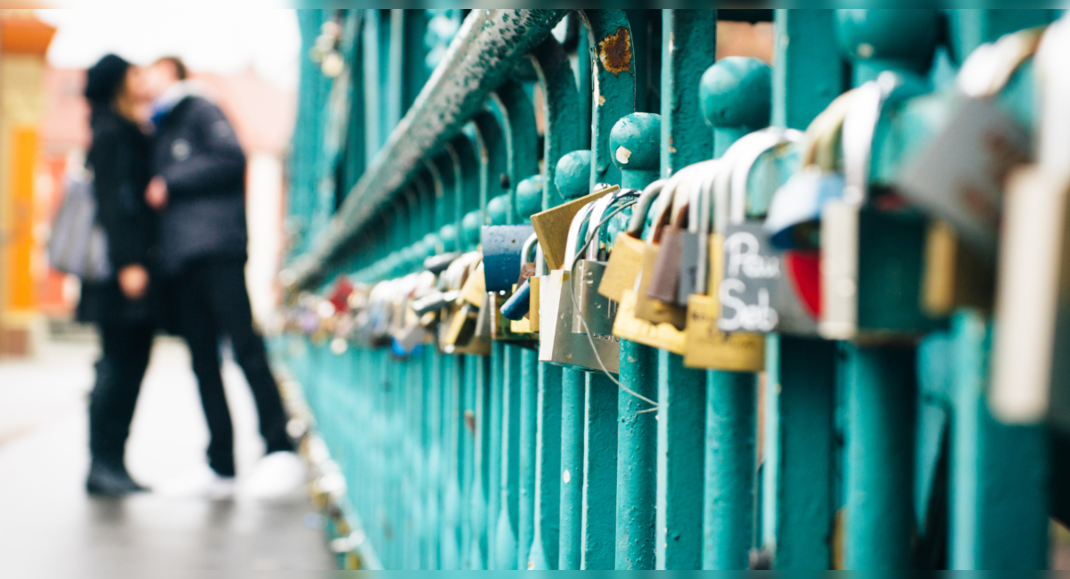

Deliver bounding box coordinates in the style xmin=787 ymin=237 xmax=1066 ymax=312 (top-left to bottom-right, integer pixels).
xmin=575 ymin=10 xmax=642 ymax=570
xmin=702 ymin=369 xmax=757 ymax=569
xmin=487 ymin=83 xmax=540 ymax=569
xmin=649 ymin=9 xmax=719 ymax=571
xmin=761 ymin=336 xmax=837 ymax=569
xmin=495 ymin=345 xmax=522 ymax=569
xmin=758 ymin=10 xmax=843 ymax=571
xmin=949 ymin=311 xmax=1049 ymax=569
xmin=526 ymin=36 xmax=580 ymax=572
xmin=661 ymin=9 xmax=716 ymax=177
xmin=653 ymin=351 xmax=707 ymax=570
xmin=527 ymin=361 xmax=562 ymax=570
xmin=557 ymin=368 xmax=585 ymax=570
xmin=469 ymin=354 xmax=492 ymax=569
xmin=487 ymin=342 xmax=504 ymax=568
xmin=362 ymin=10 xmax=382 ymax=166
xmin=517 ymin=349 xmax=542 ymax=568
xmin=460 ymin=355 xmax=476 ymax=568
xmin=581 ymin=374 xmax=618 ymax=569
xmin=842 ymin=344 xmax=916 ymax=569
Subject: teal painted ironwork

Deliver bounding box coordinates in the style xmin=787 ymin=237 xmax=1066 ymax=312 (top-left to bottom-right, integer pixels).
xmin=949 ymin=311 xmax=1049 ymax=569
xmin=611 ymin=112 xmax=659 ymax=571
xmin=278 ymin=8 xmax=1067 ymax=571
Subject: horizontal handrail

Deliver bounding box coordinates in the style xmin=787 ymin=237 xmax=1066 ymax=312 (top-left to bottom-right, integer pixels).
xmin=283 ymin=9 xmax=568 ymax=292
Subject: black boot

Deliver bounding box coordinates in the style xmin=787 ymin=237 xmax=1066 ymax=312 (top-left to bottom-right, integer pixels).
xmin=86 ymin=461 xmax=148 ymax=497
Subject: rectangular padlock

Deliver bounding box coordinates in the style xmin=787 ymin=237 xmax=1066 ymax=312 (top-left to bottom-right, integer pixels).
xmin=531 ymin=185 xmax=618 ymax=271
xmin=599 ymin=232 xmax=646 ymax=303
xmin=481 ymin=224 xmax=536 ymax=292
xmin=920 ymin=220 xmax=995 ymax=317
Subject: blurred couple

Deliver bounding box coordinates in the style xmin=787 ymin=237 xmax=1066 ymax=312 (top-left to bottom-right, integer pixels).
xmin=79 ymin=54 xmax=302 ymax=499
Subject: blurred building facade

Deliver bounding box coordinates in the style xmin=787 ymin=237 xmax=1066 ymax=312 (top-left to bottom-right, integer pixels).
xmin=0 ymin=10 xmax=55 ymax=357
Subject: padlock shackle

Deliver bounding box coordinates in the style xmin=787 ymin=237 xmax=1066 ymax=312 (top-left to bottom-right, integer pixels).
xmin=729 ymin=129 xmax=804 ymax=225
xmin=564 ymin=200 xmax=597 ymax=271
xmin=585 ymin=188 xmax=640 ymax=261
xmin=959 ymin=26 xmax=1046 ymax=99
xmin=800 ymin=89 xmax=857 ymax=172
xmin=842 ymin=72 xmax=902 ymax=206
xmin=521 ymin=232 xmax=539 ymax=268
xmin=626 ymin=180 xmax=666 ymax=237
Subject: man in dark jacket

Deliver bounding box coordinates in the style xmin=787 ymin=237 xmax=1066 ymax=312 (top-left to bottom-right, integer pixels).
xmin=143 ymin=57 xmax=301 ymax=499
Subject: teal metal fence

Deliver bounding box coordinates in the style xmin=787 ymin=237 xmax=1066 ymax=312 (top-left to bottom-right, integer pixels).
xmin=273 ymin=9 xmax=1070 ymax=570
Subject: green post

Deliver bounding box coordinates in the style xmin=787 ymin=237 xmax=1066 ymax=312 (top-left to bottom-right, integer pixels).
xmin=949 ymin=311 xmax=1049 ymax=569
xmin=695 ymin=54 xmax=773 ymax=570
xmin=554 ymin=151 xmax=602 ymax=569
xmin=611 ymin=113 xmax=661 ymax=570
xmin=759 ymin=10 xmax=842 ymax=571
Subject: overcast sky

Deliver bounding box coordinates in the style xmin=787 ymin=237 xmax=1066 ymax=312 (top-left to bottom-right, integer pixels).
xmin=36 ymin=9 xmax=301 ymax=89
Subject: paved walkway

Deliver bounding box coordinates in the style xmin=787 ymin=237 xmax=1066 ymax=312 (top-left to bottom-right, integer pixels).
xmin=0 ymin=333 xmax=335 ymax=571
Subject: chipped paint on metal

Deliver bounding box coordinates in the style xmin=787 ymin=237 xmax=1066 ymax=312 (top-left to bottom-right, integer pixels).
xmin=615 ymin=146 xmax=632 ymax=164
xmin=598 ymin=26 xmax=632 ymax=75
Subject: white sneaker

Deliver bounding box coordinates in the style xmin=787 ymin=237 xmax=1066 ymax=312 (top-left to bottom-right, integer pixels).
xmin=241 ymin=451 xmax=306 ymax=500
xmin=156 ymin=463 xmax=236 ymax=500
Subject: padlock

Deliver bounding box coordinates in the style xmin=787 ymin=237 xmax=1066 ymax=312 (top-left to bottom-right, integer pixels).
xmin=571 ymin=188 xmax=638 ymax=336
xmin=634 ymin=171 xmax=693 ymax=330
xmin=531 ymin=184 xmax=618 ymax=271
xmin=763 ymin=90 xmax=859 ymax=335
xmin=539 ymin=199 xmax=620 ymax=373
xmin=680 ymin=133 xmax=781 ymax=371
xmin=898 ymin=29 xmax=1042 ymax=315
xmin=598 ymin=180 xmax=665 ymax=303
xmin=716 ymin=128 xmax=804 ymax=335
xmin=819 ymin=72 xmax=939 ymax=341
xmin=991 ymin=21 xmax=1070 ymax=429
xmin=505 ymin=233 xmax=540 ymax=333
xmin=612 ymin=179 xmax=689 ymax=354
xmin=481 ymin=224 xmax=536 ymax=292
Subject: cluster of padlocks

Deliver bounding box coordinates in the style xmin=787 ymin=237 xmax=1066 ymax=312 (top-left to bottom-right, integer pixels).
xmin=284 ymin=19 xmax=1068 ymax=427
xmin=277 ymin=8 xmax=1070 ymax=571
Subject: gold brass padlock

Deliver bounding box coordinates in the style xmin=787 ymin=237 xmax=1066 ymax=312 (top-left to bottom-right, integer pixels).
xmin=598 ymin=181 xmax=665 ymax=303
xmin=681 ymin=131 xmax=791 ymax=371
xmin=531 ymin=185 xmax=618 ymax=271
xmin=921 ymin=220 xmax=994 ymax=316
xmin=633 ymin=173 xmax=692 ymax=330
xmin=611 ymin=178 xmax=688 ymax=354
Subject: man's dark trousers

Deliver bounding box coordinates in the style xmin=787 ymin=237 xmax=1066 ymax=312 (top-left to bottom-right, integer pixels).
xmin=172 ymin=258 xmax=293 ymax=477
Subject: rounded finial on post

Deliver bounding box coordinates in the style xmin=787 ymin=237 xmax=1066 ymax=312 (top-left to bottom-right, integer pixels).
xmin=699 ymin=57 xmax=772 ymax=157
xmin=462 ymin=210 xmax=482 ymax=247
xmin=516 ymin=175 xmax=545 ymax=219
xmin=487 ymin=194 xmax=510 ymax=225
xmin=554 ymin=150 xmax=593 ymax=200
xmin=438 ymin=224 xmax=459 ymax=253
xmin=610 ymin=113 xmax=662 ymax=190
xmin=834 ymin=9 xmax=940 ymax=81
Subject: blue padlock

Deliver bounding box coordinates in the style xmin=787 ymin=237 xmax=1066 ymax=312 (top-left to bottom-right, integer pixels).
xmin=480 ymin=224 xmax=535 ymax=293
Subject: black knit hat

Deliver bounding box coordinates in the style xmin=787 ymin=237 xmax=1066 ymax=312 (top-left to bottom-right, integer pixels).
xmin=84 ymin=54 xmax=131 ymax=105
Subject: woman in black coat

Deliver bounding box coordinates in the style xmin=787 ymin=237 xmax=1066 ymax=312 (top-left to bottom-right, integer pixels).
xmin=77 ymin=54 xmax=156 ymax=496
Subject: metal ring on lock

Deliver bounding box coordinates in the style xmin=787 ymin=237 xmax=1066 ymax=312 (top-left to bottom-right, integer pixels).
xmin=841 ymin=72 xmax=903 ymax=206
xmin=563 ymin=200 xmax=598 ymax=272
xmin=958 ymin=25 xmax=1047 ymax=99
xmin=584 ymin=188 xmax=641 ymax=261
xmin=729 ymin=129 xmax=805 ymax=225
xmin=520 ymin=231 xmax=539 ymax=271
xmin=626 ymin=180 xmax=668 ymax=237
xmin=800 ymin=89 xmax=858 ymax=172
xmin=714 ymin=129 xmax=793 ymax=235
